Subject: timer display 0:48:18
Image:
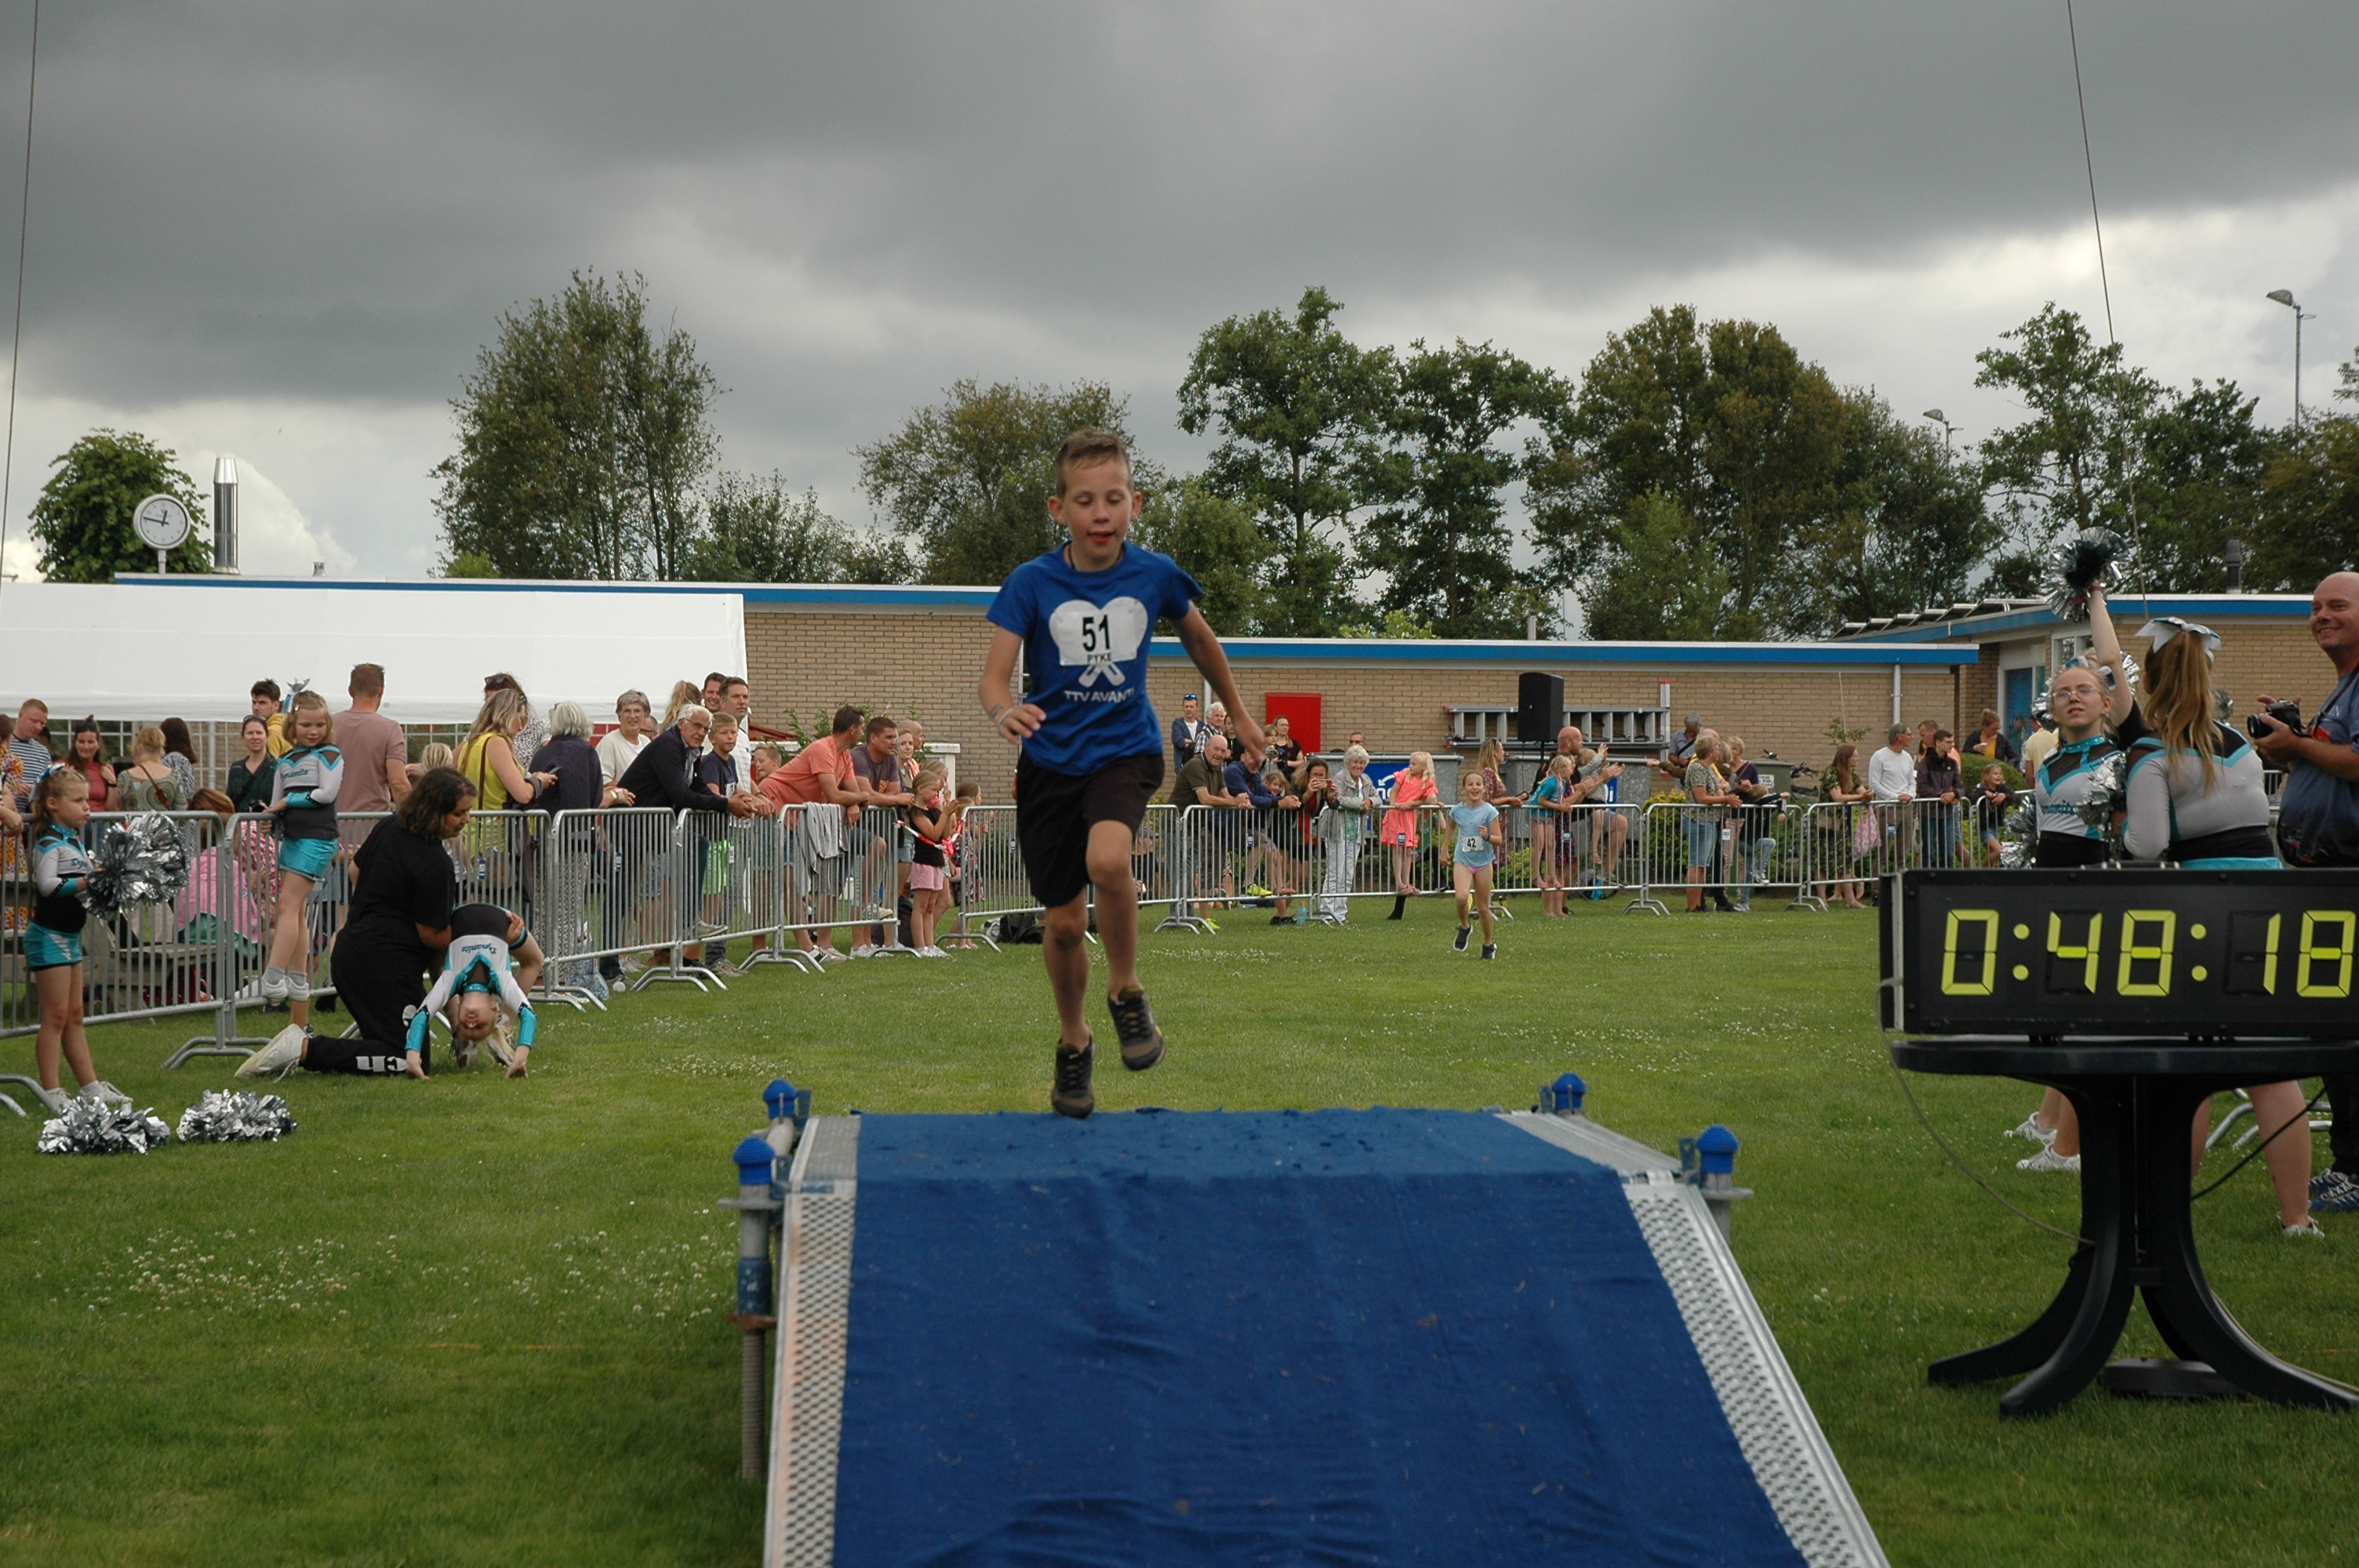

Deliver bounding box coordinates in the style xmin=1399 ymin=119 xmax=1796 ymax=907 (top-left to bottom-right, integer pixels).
xmin=1936 ymin=909 xmax=2357 ymax=1000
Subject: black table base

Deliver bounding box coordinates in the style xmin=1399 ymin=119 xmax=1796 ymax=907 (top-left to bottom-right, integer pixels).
xmin=1892 ymin=1038 xmax=2359 ymax=1420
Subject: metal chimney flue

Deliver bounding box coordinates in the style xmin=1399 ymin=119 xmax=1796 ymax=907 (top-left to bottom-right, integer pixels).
xmin=213 ymin=456 xmax=238 ymax=574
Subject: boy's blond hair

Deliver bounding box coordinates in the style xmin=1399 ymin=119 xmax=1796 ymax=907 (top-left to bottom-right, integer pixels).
xmin=1052 ymin=428 xmax=1129 ymax=495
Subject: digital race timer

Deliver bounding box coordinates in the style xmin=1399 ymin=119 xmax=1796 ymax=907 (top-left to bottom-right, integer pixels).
xmin=1880 ymin=869 xmax=2359 ymax=1037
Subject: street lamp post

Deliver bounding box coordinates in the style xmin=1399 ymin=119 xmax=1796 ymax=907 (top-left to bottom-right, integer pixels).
xmin=2266 ymin=289 xmax=2313 ymax=432
xmin=1921 ymin=408 xmax=1954 ymax=453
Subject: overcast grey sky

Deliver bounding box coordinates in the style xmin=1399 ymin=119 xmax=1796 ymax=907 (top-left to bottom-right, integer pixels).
xmin=0 ymin=0 xmax=2352 ymax=583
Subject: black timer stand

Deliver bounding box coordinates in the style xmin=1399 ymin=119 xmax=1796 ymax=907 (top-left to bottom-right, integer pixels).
xmin=1890 ymin=1036 xmax=2359 ymax=1419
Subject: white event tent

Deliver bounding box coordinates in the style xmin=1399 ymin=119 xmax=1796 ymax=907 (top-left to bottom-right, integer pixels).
xmin=0 ymin=578 xmax=748 ymax=724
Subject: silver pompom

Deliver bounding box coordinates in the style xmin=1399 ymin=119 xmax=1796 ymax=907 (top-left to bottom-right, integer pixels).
xmin=2074 ymin=751 xmax=2128 ymax=839
xmin=37 ymin=1097 xmax=172 ymax=1154
xmin=176 ymin=1090 xmax=297 ymax=1144
xmin=2048 ymin=529 xmax=2125 ymax=621
xmin=82 ymin=813 xmax=194 ymax=918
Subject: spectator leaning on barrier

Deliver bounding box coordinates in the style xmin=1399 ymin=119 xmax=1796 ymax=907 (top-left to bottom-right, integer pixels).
xmin=336 ymin=662 xmax=409 ymax=813
xmin=9 ymin=699 xmax=53 ymax=802
xmin=2253 ymin=570 xmax=2359 ymax=1214
xmin=598 ymin=689 xmax=656 ymax=788
xmin=1866 ymin=724 xmax=1916 ymax=805
xmin=1321 ymin=745 xmax=1377 ymax=920
xmin=769 ymin=703 xmax=867 ymax=963
xmin=531 ymin=700 xmax=606 ymax=996
xmin=225 ymin=715 xmax=276 ymax=815
xmin=1915 ymin=728 xmax=1962 ymax=869
xmin=458 ymin=688 xmax=558 ymax=814
xmin=848 ymin=715 xmax=911 ymax=954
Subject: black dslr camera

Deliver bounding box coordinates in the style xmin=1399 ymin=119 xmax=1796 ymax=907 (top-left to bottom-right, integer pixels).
xmin=2247 ymin=700 xmax=2303 ymax=739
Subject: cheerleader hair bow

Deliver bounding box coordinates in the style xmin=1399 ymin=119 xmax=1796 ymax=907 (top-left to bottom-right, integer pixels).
xmin=2137 ymin=618 xmax=2220 ymax=659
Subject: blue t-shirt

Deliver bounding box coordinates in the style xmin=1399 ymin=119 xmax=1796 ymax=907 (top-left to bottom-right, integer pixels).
xmin=987 ymin=543 xmax=1201 ymax=776
xmin=2278 ymin=670 xmax=2359 ymax=866
xmin=1450 ymin=802 xmax=1499 ymax=866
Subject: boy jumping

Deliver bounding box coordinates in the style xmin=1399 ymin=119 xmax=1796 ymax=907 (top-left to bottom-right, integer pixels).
xmin=978 ymin=429 xmax=1259 ymax=1119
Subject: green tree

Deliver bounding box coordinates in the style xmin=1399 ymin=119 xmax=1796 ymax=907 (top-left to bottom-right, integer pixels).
xmin=433 ymin=270 xmax=720 ymax=580
xmin=2252 ymin=412 xmax=2359 ymax=592
xmin=1694 ymin=320 xmax=1845 ymax=636
xmin=1132 ymin=477 xmax=1270 ymax=634
xmin=1333 ymin=607 xmax=1439 ymax=640
xmin=1581 ymin=490 xmax=1729 ymax=641
xmin=855 ymin=379 xmax=1148 ymax=585
xmin=2132 ymin=379 xmax=2274 ymax=592
xmin=1972 ymin=302 xmax=2159 ymax=572
xmin=1809 ymin=390 xmax=2000 ymax=630
xmin=1358 ymin=339 xmax=1557 ymax=639
xmin=1176 ymin=287 xmax=1392 ymax=635
xmin=27 ymin=429 xmax=210 ymax=582
xmin=685 ymin=471 xmax=911 ymax=583
xmin=1533 ymin=307 xmax=1845 ymax=637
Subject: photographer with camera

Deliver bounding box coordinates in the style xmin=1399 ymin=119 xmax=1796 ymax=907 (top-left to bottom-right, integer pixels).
xmin=2253 ymin=572 xmax=2359 ymax=1214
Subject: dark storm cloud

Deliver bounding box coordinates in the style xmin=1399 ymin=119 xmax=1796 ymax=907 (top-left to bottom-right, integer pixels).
xmin=0 ymin=0 xmax=2353 ymax=532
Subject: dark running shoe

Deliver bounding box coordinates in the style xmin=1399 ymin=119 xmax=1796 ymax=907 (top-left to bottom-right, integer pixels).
xmin=1453 ymin=926 xmax=1470 ymax=953
xmin=2313 ymin=1170 xmax=2359 ymax=1214
xmin=1052 ymin=1042 xmax=1096 ymax=1120
xmin=1481 ymin=943 xmax=1497 ymax=960
xmin=1108 ymin=987 xmax=1165 ymax=1072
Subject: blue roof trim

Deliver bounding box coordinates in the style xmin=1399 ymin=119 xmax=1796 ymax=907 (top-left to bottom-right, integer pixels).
xmin=114 ymin=574 xmax=1001 ymax=608
xmin=1147 ymin=637 xmax=1977 ymax=667
xmin=1848 ymin=595 xmax=2312 ymax=644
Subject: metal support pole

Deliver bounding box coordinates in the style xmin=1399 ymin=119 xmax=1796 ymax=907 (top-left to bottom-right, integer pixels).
xmin=729 ymin=1134 xmax=780 ymax=1480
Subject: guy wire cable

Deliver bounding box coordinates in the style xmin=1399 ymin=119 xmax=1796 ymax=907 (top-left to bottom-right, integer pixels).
xmin=1888 ymin=1056 xmax=2088 ymax=1245
xmin=2064 ymin=0 xmax=2152 ymax=619
xmin=0 ymin=0 xmax=37 ymax=579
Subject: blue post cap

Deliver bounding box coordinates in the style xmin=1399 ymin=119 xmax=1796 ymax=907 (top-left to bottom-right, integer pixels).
xmin=1696 ymin=1124 xmax=1739 ymax=1175
xmin=733 ymin=1135 xmax=777 ymax=1187
xmin=1547 ymin=1072 xmax=1587 ymax=1113
xmin=763 ymin=1080 xmax=796 ymax=1121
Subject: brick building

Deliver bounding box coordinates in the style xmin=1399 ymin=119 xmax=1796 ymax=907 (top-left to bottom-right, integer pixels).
xmin=27 ymin=579 xmax=2314 ymax=797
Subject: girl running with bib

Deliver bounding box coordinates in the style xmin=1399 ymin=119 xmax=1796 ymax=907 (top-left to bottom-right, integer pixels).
xmin=1449 ymin=769 xmax=1504 ymax=960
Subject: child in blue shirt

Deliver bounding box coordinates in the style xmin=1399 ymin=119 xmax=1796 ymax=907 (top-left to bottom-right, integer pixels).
xmin=1449 ymin=770 xmax=1504 ymax=960
xmin=976 ymin=429 xmax=1259 ymax=1119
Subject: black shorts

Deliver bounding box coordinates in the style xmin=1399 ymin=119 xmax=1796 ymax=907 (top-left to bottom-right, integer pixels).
xmin=1016 ymin=751 xmax=1164 ymax=909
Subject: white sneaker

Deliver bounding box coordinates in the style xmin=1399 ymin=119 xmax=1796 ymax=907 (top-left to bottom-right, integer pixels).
xmin=2006 ymin=1112 xmax=2058 ymax=1144
xmin=813 ymin=948 xmax=848 ymax=964
xmin=2017 ymin=1145 xmax=2080 ymax=1173
xmin=258 ymin=966 xmax=289 ymax=1001
xmin=237 ymin=1025 xmax=307 ymax=1080
xmin=849 ymin=944 xmax=879 ymax=959
xmin=2285 ymin=1217 xmax=2326 ymax=1239
xmin=35 ymin=1083 xmax=70 ymax=1114
xmin=78 ymin=1080 xmax=133 ymax=1108
xmin=918 ymin=946 xmax=948 ymax=958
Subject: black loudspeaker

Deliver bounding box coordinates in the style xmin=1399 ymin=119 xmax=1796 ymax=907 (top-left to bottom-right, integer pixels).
xmin=1516 ymin=672 xmax=1563 ymax=747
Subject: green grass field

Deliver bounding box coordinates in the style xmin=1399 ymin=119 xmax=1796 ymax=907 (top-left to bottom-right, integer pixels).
xmin=2 ymin=899 xmax=2353 ymax=1566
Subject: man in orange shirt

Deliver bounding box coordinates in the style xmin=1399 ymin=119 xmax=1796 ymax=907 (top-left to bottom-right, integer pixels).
xmin=768 ymin=704 xmax=867 ymax=962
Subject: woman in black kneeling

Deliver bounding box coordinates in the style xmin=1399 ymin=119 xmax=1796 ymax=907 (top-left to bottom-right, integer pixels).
xmin=240 ymin=768 xmax=476 ymax=1080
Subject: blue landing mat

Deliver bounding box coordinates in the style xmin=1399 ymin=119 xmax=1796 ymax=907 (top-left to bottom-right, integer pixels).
xmin=834 ymin=1108 xmax=1803 ymax=1567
